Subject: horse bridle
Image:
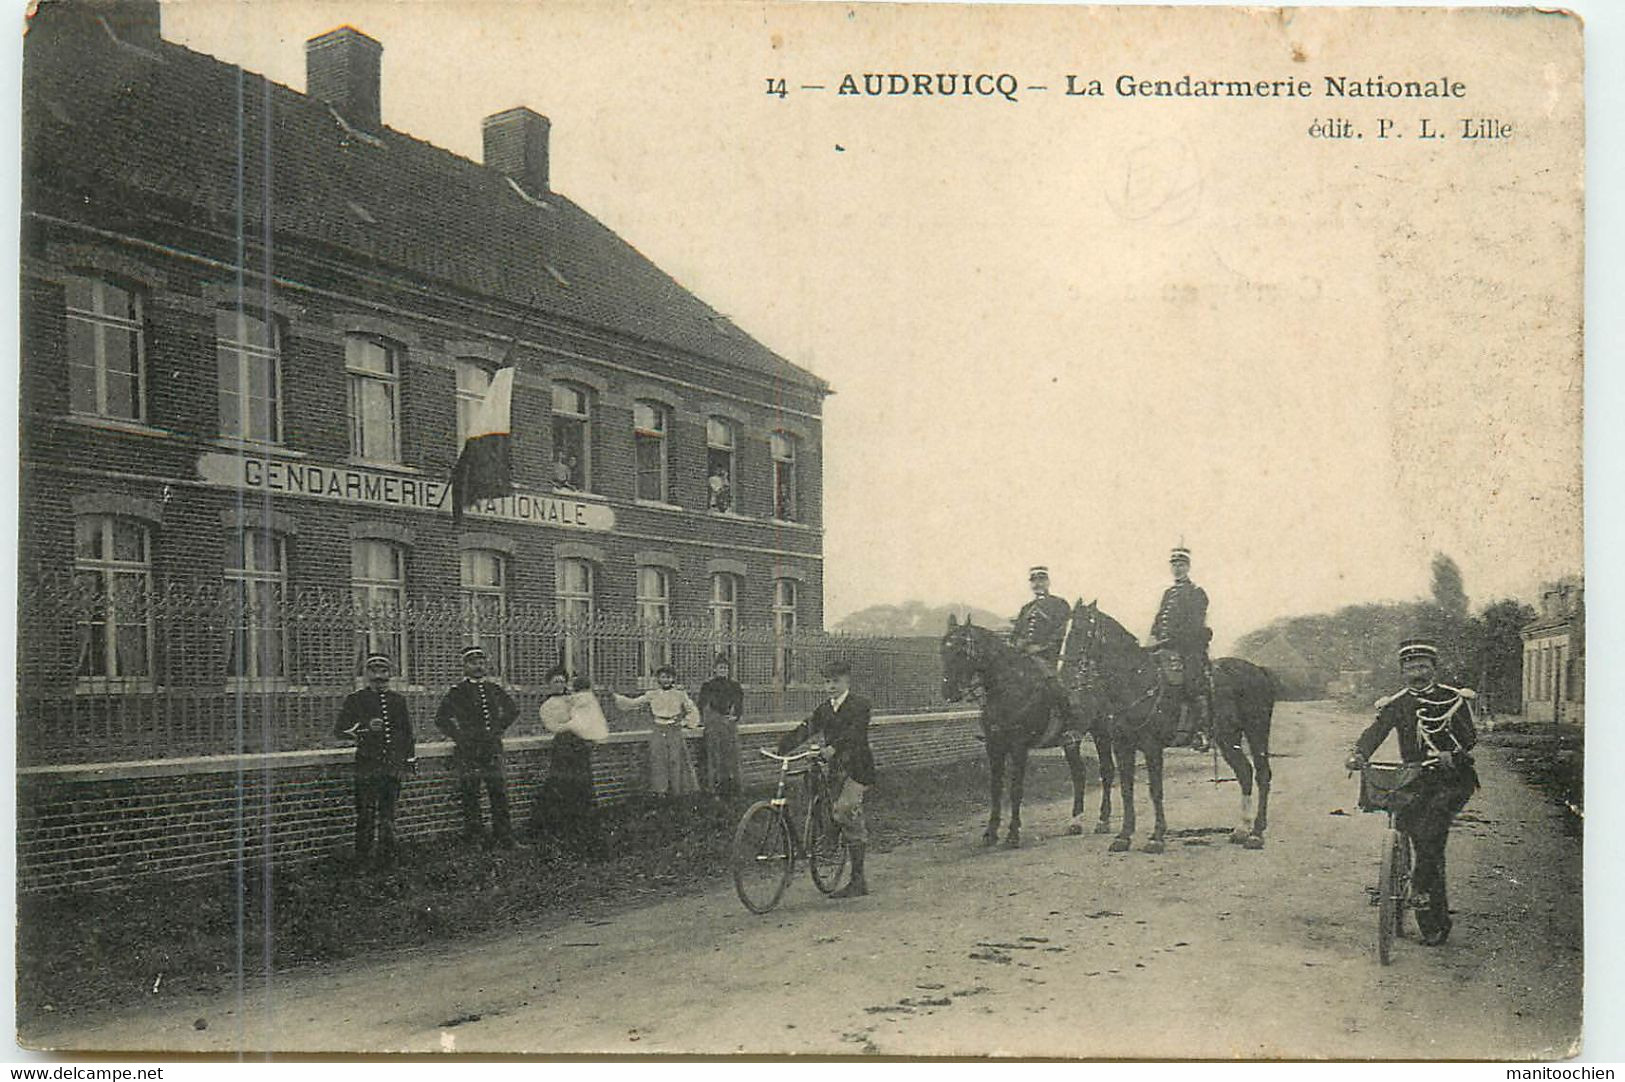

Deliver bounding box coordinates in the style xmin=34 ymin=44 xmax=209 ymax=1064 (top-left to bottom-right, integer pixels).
xmin=1070 ymin=606 xmax=1159 ymax=720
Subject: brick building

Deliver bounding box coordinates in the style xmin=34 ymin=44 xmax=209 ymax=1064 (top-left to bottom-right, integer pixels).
xmin=1521 ymin=577 xmax=1584 ymax=725
xmin=21 ymin=2 xmax=829 ymax=718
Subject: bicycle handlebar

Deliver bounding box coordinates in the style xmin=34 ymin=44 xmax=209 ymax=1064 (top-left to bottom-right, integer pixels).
xmin=760 ymin=745 xmax=821 ymax=764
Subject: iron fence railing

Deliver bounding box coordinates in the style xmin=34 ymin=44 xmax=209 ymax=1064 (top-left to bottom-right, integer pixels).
xmin=17 ymin=577 xmax=949 ymax=765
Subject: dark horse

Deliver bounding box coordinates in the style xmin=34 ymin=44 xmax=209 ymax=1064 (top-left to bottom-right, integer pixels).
xmin=940 ymin=615 xmax=1117 ymax=848
xmin=1067 ymin=601 xmax=1277 ymax=852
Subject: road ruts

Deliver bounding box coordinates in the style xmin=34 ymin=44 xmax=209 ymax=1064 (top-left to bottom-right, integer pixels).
xmin=25 ymin=702 xmax=1581 ymax=1059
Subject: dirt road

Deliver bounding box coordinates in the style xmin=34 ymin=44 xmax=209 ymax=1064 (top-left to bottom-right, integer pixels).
xmin=28 ymin=702 xmax=1581 ymax=1059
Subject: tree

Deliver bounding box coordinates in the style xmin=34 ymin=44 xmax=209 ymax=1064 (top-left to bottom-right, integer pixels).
xmin=1467 ymin=599 xmax=1536 ymax=711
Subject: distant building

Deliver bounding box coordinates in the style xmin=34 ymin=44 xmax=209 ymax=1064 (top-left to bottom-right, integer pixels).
xmin=1521 ymin=577 xmax=1583 ymax=724
xmin=1241 ymin=634 xmax=1323 ymax=700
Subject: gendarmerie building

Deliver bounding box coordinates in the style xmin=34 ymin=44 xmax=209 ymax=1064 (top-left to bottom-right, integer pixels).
xmin=20 ymin=0 xmax=829 ymax=761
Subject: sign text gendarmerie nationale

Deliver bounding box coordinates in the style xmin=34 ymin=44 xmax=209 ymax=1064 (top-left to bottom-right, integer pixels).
xmin=195 ymin=452 xmax=617 ymax=532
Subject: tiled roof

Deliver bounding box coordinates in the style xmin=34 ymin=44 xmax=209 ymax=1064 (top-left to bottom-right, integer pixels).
xmin=22 ymin=12 xmax=827 ymax=392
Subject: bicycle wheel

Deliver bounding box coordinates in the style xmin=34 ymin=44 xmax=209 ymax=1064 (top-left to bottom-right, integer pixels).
xmin=1376 ymin=828 xmax=1401 ymax=965
xmin=733 ymin=802 xmax=793 ymax=914
xmin=806 ymin=793 xmax=850 ymax=895
xmin=1393 ymin=832 xmax=1414 ymax=940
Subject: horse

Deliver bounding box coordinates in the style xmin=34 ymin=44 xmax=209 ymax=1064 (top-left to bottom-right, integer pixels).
xmin=1066 ymin=601 xmax=1276 ymax=853
xmin=940 ymin=615 xmax=1117 ymax=848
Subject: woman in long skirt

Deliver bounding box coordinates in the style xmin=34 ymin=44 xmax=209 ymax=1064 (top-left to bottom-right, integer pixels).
xmin=614 ymin=664 xmax=702 ymax=796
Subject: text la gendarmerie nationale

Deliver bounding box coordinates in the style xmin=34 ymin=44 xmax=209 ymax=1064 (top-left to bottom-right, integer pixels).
xmin=829 ymin=72 xmax=1467 ymax=103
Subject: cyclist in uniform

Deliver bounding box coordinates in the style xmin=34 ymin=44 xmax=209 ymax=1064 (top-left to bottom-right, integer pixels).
xmin=1344 ymin=637 xmax=1480 ymax=946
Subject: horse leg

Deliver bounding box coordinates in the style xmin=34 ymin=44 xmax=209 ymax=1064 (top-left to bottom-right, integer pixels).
xmin=1245 ymin=723 xmax=1272 ymax=850
xmin=1093 ymin=729 xmax=1115 ymax=833
xmin=1062 ymin=736 xmax=1089 ymax=836
xmin=1110 ymin=736 xmax=1136 ymax=852
xmin=984 ymin=735 xmax=1004 ymax=846
xmin=1005 ymin=743 xmax=1028 ymax=848
xmin=1216 ymin=736 xmax=1255 ymax=845
xmin=1142 ymin=740 xmax=1168 ymax=853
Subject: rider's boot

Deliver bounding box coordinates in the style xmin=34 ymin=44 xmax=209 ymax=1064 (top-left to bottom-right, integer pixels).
xmin=1169 ymin=702 xmax=1197 ymax=747
xmin=1185 ymin=694 xmax=1212 ymax=750
xmin=1032 ymin=677 xmax=1068 ymax=749
xmin=832 ymin=844 xmax=869 ymax=898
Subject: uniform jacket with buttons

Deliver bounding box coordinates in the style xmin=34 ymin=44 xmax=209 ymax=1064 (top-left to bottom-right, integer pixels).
xmin=1151 ymin=580 xmax=1210 ymax=658
xmin=1012 ymin=593 xmax=1073 ymax=660
xmin=335 ymin=686 xmax=416 ymax=776
xmin=1356 ymin=684 xmax=1479 ymax=766
xmin=435 ymin=678 xmax=519 ymax=758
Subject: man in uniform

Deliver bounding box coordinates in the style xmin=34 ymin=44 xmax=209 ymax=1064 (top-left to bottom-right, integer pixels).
xmin=1010 ymin=565 xmax=1075 ymax=748
xmin=1345 ymin=638 xmax=1480 ymax=946
xmin=334 ymin=653 xmax=416 ymax=870
xmin=777 ymin=659 xmax=875 ymax=898
xmin=435 ymin=644 xmax=521 ymax=849
xmin=1149 ymin=546 xmax=1212 ymax=747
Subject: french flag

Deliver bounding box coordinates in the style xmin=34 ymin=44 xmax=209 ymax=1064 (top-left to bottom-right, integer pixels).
xmin=451 ymin=366 xmax=515 ymax=524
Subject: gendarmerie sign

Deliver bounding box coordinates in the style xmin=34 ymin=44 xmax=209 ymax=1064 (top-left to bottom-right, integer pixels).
xmin=195 ymin=452 xmax=616 ymax=532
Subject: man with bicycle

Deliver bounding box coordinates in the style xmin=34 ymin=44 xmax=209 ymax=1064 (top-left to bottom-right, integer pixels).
xmin=1345 ymin=637 xmax=1480 ymax=946
xmin=776 ymin=659 xmax=876 ymax=898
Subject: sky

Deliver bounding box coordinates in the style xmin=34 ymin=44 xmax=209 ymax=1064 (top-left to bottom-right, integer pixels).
xmin=157 ymin=1 xmax=1585 ymax=651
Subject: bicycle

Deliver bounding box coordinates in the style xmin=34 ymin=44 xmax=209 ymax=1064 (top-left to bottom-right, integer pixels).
xmin=731 ymin=745 xmax=850 ymax=914
xmin=1355 ymin=757 xmax=1437 ymax=965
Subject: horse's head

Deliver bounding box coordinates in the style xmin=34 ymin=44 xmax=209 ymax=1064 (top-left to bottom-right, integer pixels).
xmin=940 ymin=613 xmax=986 ymax=702
xmin=1064 ymin=599 xmax=1117 ymax=726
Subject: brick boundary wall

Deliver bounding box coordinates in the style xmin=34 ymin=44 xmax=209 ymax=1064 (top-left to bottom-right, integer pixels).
xmin=16 ymin=711 xmax=983 ymax=894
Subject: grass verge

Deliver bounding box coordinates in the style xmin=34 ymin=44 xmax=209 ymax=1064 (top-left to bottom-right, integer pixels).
xmin=17 ymin=752 xmax=1085 ymax=1029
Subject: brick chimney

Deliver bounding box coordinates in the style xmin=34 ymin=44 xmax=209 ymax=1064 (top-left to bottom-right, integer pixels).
xmin=483 ymin=107 xmax=551 ymax=195
xmin=306 ymin=27 xmax=382 ymax=132
xmin=83 ymin=0 xmax=163 ymax=47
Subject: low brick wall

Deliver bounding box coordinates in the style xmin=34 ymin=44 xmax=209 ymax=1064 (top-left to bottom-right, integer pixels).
xmin=16 ymin=711 xmax=983 ymax=894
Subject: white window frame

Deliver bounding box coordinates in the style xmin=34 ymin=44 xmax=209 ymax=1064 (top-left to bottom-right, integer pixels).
xmin=65 ymin=275 xmax=146 ymax=423
xmin=706 ymin=417 xmax=736 ymax=513
xmin=772 ymin=577 xmax=799 ymax=685
xmin=460 ymin=548 xmax=510 ymax=677
xmin=633 ymin=400 xmax=670 ymax=504
xmin=556 ymin=557 xmax=596 ymax=678
xmin=455 ymin=359 xmax=496 ymax=451
xmin=551 ymin=383 xmax=593 ymax=491
xmin=709 ymin=572 xmax=740 ymax=668
xmin=351 ymin=539 xmax=409 ymax=679
xmin=636 ymin=565 xmax=674 ymax=682
xmin=771 ymin=432 xmax=798 ymax=522
xmin=225 ymin=530 xmax=289 ymax=684
xmin=73 ymin=515 xmax=155 ymax=689
xmin=347 ymin=335 xmax=403 ymax=464
xmin=217 ymin=309 xmax=284 ymax=444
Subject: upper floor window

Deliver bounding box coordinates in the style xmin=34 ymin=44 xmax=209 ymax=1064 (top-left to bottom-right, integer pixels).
xmin=347 ymin=336 xmax=402 ymax=463
xmin=352 ymin=539 xmax=408 ymax=677
xmin=552 ymin=383 xmax=592 ymax=491
xmin=455 ymin=360 xmax=495 ymax=451
xmin=706 ymin=418 xmax=736 ymax=513
xmin=460 ymin=548 xmax=509 ymax=676
xmin=65 ymin=275 xmax=145 ymax=422
xmin=226 ymin=530 xmax=288 ymax=681
xmin=770 ymin=432 xmax=798 ymax=521
xmin=73 ymin=515 xmax=153 ymax=683
xmin=217 ymin=309 xmax=282 ymax=443
xmin=633 ymin=401 xmax=670 ymax=503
